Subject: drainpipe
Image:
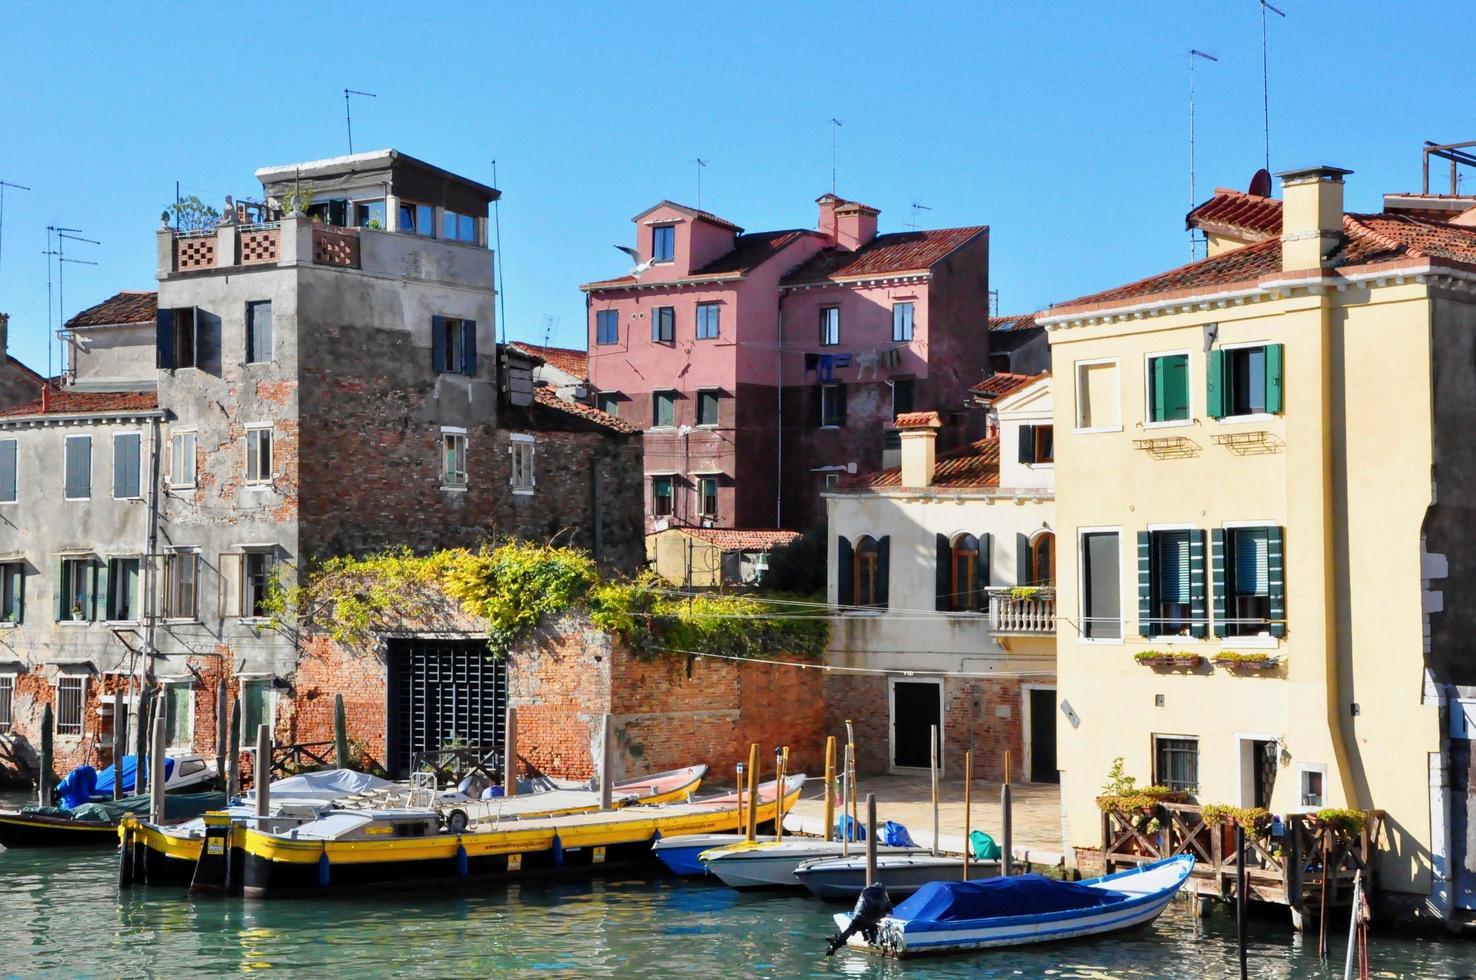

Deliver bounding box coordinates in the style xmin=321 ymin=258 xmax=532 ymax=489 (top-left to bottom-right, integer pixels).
xmin=143 ymin=416 xmax=162 ymax=684
xmin=775 ymin=306 xmax=783 ymax=527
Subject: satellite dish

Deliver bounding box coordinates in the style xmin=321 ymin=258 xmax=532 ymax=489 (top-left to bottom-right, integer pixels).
xmin=1248 ymin=168 xmax=1273 ymax=198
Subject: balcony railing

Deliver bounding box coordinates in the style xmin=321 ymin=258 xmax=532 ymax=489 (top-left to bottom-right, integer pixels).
xmin=987 ymin=586 xmax=1056 ymax=634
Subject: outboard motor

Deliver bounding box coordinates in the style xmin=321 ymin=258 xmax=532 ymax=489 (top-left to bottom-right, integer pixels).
xmin=825 ymin=882 xmax=892 ymax=956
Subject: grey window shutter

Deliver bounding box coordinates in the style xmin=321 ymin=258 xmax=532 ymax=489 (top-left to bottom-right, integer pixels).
xmin=0 ymin=439 xmax=15 ymax=503
xmin=53 ymin=558 xmax=63 ymax=622
xmin=875 ymin=535 xmax=890 ymax=608
xmin=977 ymin=532 xmax=992 ymax=608
xmin=65 ymin=437 xmax=91 ymax=499
xmin=431 ymin=316 xmax=448 ymax=372
xmin=1267 ymin=526 xmax=1286 ymax=637
xmin=1018 ymin=425 xmax=1035 ymax=464
xmin=461 ymin=320 xmax=478 ymax=376
xmin=1189 ymin=529 xmax=1207 ymax=638
xmin=93 ymin=559 xmax=108 ymax=622
xmin=1016 ymin=532 xmax=1030 ymax=586
xmin=1136 ymin=531 xmax=1152 ymax=636
xmin=935 ymin=533 xmax=951 ymax=611
xmin=836 ymin=536 xmax=853 ymax=606
xmin=114 ymin=435 xmax=140 ymax=498
xmin=8 ymin=564 xmax=22 ymax=623
xmin=155 ymin=308 xmax=175 ymax=369
xmin=1211 ymin=529 xmax=1229 ymax=637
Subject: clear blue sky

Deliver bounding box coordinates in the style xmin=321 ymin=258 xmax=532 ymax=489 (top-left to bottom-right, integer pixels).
xmin=0 ymin=1 xmax=1470 ymax=376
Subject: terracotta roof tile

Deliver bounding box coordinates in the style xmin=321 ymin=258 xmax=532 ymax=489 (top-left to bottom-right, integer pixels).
xmin=509 ymin=342 xmax=588 ymax=380
xmin=583 ymin=229 xmax=819 ymax=291
xmin=781 ymin=227 xmax=987 ymax=286
xmin=0 ymin=387 xmax=158 ymax=419
xmin=970 ymin=372 xmax=1037 ymax=400
xmin=677 ymin=527 xmax=801 ymax=551
xmin=635 ymin=200 xmax=744 ymax=233
xmin=988 ymin=313 xmax=1039 ymax=333
xmin=528 ymin=384 xmax=637 ymax=434
xmin=1186 ymin=189 xmax=1281 ymax=240
xmin=65 ymin=291 xmax=157 ymax=329
xmin=853 ymin=437 xmax=1001 ymax=490
xmin=893 ymin=411 xmax=940 ymax=429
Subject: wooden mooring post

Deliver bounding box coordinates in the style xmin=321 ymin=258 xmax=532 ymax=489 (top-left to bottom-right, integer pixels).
xmin=253 ymin=724 xmax=271 ymax=818
xmin=1001 ymin=751 xmax=1014 ymax=877
xmin=744 ymin=742 xmax=759 ymax=841
xmin=504 ymin=705 xmax=518 ymax=797
xmin=865 ymin=794 xmax=877 ymax=886
xmin=598 ymin=713 xmax=615 ymax=811
xmin=822 ymin=735 xmax=836 ymax=843
xmin=963 ymin=750 xmax=973 ymax=881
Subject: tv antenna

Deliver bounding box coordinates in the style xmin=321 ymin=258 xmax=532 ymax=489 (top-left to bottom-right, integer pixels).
xmin=694 ymin=158 xmax=708 ymax=210
xmin=491 ymin=159 xmax=507 ymax=350
xmin=541 ymin=314 xmax=560 ymax=349
xmin=829 ymin=118 xmax=843 ymax=194
xmin=906 ymin=201 xmax=932 ymax=230
xmin=0 ymin=179 xmax=30 ymax=295
xmin=48 ymin=226 xmax=98 ymax=381
xmin=1188 ymin=49 xmax=1219 ymax=260
xmin=344 ymin=88 xmax=377 ymax=154
xmin=1258 ymin=1 xmax=1285 ymax=172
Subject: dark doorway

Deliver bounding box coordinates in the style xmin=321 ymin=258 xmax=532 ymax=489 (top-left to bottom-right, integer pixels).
xmin=1252 ymin=740 xmax=1277 ymax=809
xmin=892 ymin=681 xmax=941 ymax=770
xmin=1028 ymin=687 xmax=1059 ymax=783
xmin=1452 ymin=738 xmax=1475 ymax=911
xmin=385 ymin=638 xmax=507 ymax=777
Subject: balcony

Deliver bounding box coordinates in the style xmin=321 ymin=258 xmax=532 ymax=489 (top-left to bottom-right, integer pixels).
xmin=987 ymin=586 xmax=1056 ymax=634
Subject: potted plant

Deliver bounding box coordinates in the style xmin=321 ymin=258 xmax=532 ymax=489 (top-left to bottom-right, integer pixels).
xmin=70 ymin=603 xmax=84 ymax=622
xmin=1134 ymin=649 xmax=1204 ymax=669
xmin=1212 ymin=650 xmax=1280 ymax=671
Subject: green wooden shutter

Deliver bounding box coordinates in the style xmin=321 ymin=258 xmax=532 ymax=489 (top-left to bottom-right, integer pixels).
xmin=431 ymin=316 xmax=447 ymax=373
xmin=977 ymin=533 xmax=992 ymax=603
xmin=1211 ymin=529 xmax=1229 ymax=637
xmin=1265 ymin=343 xmax=1285 ymax=414
xmin=1018 ymin=425 xmax=1035 ymax=464
xmin=935 ymin=534 xmax=951 ymax=611
xmin=836 ymin=536 xmax=853 ymax=607
xmin=1206 ymin=349 xmax=1225 ymax=419
xmin=6 ymin=564 xmax=22 ymax=623
xmin=1164 ymin=355 xmax=1190 ymax=420
xmin=1189 ymin=529 xmax=1207 ymax=638
xmin=93 ymin=559 xmax=108 ymax=622
xmin=53 ymin=558 xmax=63 ymax=622
xmin=876 ymin=536 xmax=890 ymax=608
xmin=1016 ymin=533 xmax=1030 ymax=586
xmin=1151 ymin=356 xmax=1167 ymax=422
xmin=1136 ymin=531 xmax=1152 ymax=636
xmin=1267 ymin=526 xmax=1286 ymax=637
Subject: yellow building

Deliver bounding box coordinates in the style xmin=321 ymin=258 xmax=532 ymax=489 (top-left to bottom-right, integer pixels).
xmin=646 ymin=526 xmax=799 ymax=588
xmin=1042 ymin=166 xmax=1476 ymax=925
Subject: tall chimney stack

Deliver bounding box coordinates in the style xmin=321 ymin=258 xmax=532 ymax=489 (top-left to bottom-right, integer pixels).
xmin=896 ymin=411 xmax=941 ymax=489
xmin=1277 ymin=166 xmax=1352 ymax=272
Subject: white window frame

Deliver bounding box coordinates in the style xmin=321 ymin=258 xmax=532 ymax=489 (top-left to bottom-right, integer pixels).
xmin=1073 ymin=357 xmax=1122 ymax=434
xmin=440 ymin=426 xmax=468 ymax=491
xmin=164 ymin=680 xmax=195 ymax=749
xmin=696 ymin=475 xmax=719 ymax=517
xmin=509 ymin=433 xmax=535 ymax=495
xmin=1151 ymin=733 xmax=1200 ymax=793
xmin=110 ymin=430 xmax=144 ymax=500
xmin=820 ymin=384 xmax=844 ymax=428
xmin=1220 ymin=519 xmax=1281 ymax=648
xmin=1142 ymin=348 xmax=1194 ymax=430
xmin=651 ymin=390 xmax=678 ymax=430
xmin=1077 ymin=525 xmax=1124 ymax=645
xmin=1144 ymin=521 xmax=1199 ymax=644
xmin=63 ymin=434 xmax=92 ymax=501
xmin=0 ymin=673 xmax=12 ymax=733
xmin=695 ymin=389 xmax=720 ymax=428
xmin=163 ymin=548 xmax=201 ymax=623
xmin=1216 ymin=340 xmax=1277 ymax=425
xmin=58 ymin=555 xmax=97 ymax=625
xmin=240 ymin=547 xmax=278 ymax=622
xmin=1296 ymin=762 xmax=1328 ymax=811
xmin=244 ymin=424 xmax=273 ymax=486
xmin=55 ymin=674 xmax=87 ymax=736
xmin=892 ymin=301 xmax=915 ymax=342
xmin=169 ymin=428 xmax=198 ymax=490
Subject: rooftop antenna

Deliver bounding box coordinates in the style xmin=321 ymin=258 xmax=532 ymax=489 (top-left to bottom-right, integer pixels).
xmin=54 ymin=228 xmax=99 ymax=382
xmin=694 ymin=158 xmax=708 ymax=210
xmin=906 ymin=201 xmax=933 ymax=230
xmin=1188 ymin=49 xmax=1219 ymax=260
xmin=0 ymin=179 xmax=31 ymax=296
xmin=541 ymin=314 xmax=560 ymax=349
xmin=1258 ymin=1 xmax=1285 ymax=172
xmin=491 ymin=159 xmax=507 ymax=350
xmin=343 ymin=88 xmax=377 ymax=154
xmin=829 ymin=118 xmax=844 ymax=194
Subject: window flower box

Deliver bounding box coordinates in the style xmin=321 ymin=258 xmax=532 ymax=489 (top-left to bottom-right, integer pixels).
xmin=1212 ymin=651 xmax=1280 ymax=672
xmin=1133 ymin=650 xmax=1203 ymax=669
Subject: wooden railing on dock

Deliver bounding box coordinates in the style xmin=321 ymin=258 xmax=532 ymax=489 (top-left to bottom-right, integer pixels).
xmin=268 ymin=740 xmax=336 ymax=778
xmin=412 ymin=745 xmax=504 ymax=787
xmin=1102 ymin=802 xmax=1384 ymax=918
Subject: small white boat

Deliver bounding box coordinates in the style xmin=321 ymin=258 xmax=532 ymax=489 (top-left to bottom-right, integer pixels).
xmin=652 ymin=833 xmax=776 ymax=876
xmin=796 ymin=852 xmax=999 ymax=901
xmin=832 ymin=854 xmax=1195 ymax=957
xmin=701 ymin=838 xmax=920 ymax=890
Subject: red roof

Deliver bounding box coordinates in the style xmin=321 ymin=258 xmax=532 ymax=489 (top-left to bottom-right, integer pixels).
xmin=1186 ymin=189 xmax=1281 ymax=240
xmin=509 ymin=342 xmax=588 ymax=381
xmin=529 ymin=385 xmax=636 ymax=434
xmin=678 ymin=527 xmax=800 ymax=551
xmin=970 ymin=372 xmax=1041 ymax=402
xmin=65 ymin=291 xmax=157 ymax=329
xmin=893 ymin=411 xmax=941 ymax=429
xmin=988 ymin=313 xmax=1040 ymax=333
xmin=781 ymin=227 xmax=987 ymax=286
xmin=0 ymin=387 xmax=158 ymax=419
xmin=634 ymin=200 xmax=744 ymax=234
xmin=852 ymin=437 xmax=1002 ymax=491
xmin=583 ymin=229 xmax=819 ymax=291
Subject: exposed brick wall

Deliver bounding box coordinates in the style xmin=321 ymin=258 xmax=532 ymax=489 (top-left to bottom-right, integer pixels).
xmin=823 ymin=673 xmax=891 ymax=776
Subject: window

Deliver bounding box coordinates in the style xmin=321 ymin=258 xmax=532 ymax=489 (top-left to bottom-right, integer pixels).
xmin=1208 ymin=344 xmax=1284 ymax=418
xmin=1145 ymin=529 xmax=1195 ymax=636
xmin=241 ymin=679 xmax=274 ymax=739
xmin=112 ymin=433 xmax=142 ymax=499
xmin=0 ymin=675 xmax=11 ymax=733
xmin=1075 ymin=359 xmax=1120 ymax=431
xmin=246 ymin=300 xmax=273 ymax=364
xmin=890 ymin=378 xmax=914 ymax=418
xmin=432 ymin=316 xmax=478 ymax=376
xmin=820 ymin=384 xmax=846 ymax=427
xmin=652 ymin=307 xmax=675 ymax=344
xmin=245 ymin=427 xmax=273 ymax=484
xmin=354 ymin=199 xmax=387 ymax=229
xmin=163 ymin=550 xmax=199 ymax=621
xmin=1081 ymin=531 xmax=1121 ymax=639
xmin=819 ymin=307 xmax=840 ymax=346
xmin=243 ymin=551 xmax=276 ymax=618
xmin=398 ymin=201 xmax=435 ymax=237
xmin=892 ymin=302 xmax=914 ymax=342
xmin=850 ymin=535 xmax=887 ymax=608
xmin=651 ymin=476 xmax=674 ymax=517
xmin=64 ymin=435 xmax=91 ymax=500
xmin=821 ymin=472 xmax=840 ymax=488
xmin=1147 ymin=353 xmax=1190 ymax=424
xmin=653 ymin=390 xmax=677 ymax=428
xmin=0 ymin=438 xmax=15 ymax=503
xmin=1153 ymin=736 xmax=1199 ymax=792
xmin=696 ymin=303 xmax=720 ymax=340
xmin=696 ymin=390 xmax=719 ymax=427
xmin=1215 ymin=525 xmax=1283 ymax=637
xmin=697 ymin=476 xmax=718 ymax=517
xmin=510 ymin=435 xmax=536 ymax=492
xmin=652 ymin=225 xmax=675 ymax=263
xmin=156 ymin=306 xmax=198 ymax=370
xmin=56 ymin=676 xmax=85 ymax=736
xmin=164 ymin=683 xmax=193 ymax=748
xmin=58 ymin=557 xmax=97 ymax=622
xmin=1017 ymin=424 xmax=1054 ymax=464
xmin=595 ymin=392 xmax=620 ymax=416
xmin=0 ymin=562 xmax=22 ymax=624
xmin=441 ymin=429 xmax=468 ymax=488
xmin=596 ymin=310 xmax=620 ymax=346
xmin=170 ymin=430 xmax=197 ymax=489
xmin=1298 ymin=764 xmax=1326 ymax=808
xmin=1029 ymin=533 xmax=1055 ymax=586
xmin=951 ymin=534 xmax=983 ymax=611
xmin=106 ymin=557 xmax=140 ymax=622
xmin=443 ymin=211 xmax=478 ymax=243
xmin=882 ymin=430 xmax=901 ymax=468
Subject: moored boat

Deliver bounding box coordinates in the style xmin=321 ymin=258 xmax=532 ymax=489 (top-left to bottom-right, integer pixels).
xmin=652 ymin=833 xmax=776 ymax=876
xmin=0 ymin=791 xmax=226 ymax=849
xmin=700 ymin=838 xmax=920 ymax=890
xmin=831 ymin=854 xmax=1195 ymax=957
xmin=796 ymin=852 xmax=999 ymax=901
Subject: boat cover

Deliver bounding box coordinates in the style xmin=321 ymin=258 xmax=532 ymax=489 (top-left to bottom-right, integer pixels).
xmin=23 ymin=792 xmax=227 ymax=823
xmin=245 ymin=769 xmax=396 ymax=802
xmin=94 ymin=756 xmax=175 ymax=795
xmin=55 ymin=766 xmax=98 ymax=808
xmin=891 ymin=874 xmax=1128 ymax=925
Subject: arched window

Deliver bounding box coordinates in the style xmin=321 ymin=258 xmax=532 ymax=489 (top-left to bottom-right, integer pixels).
xmin=952 ymin=534 xmax=981 ymax=610
xmin=1030 ymin=532 xmax=1055 ymax=586
xmin=854 ymin=536 xmax=880 ymax=606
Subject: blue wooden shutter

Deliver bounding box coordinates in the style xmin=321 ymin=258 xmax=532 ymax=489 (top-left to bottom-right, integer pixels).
xmin=1136 ymin=531 xmax=1152 ymax=636
xmin=875 ymin=536 xmax=890 ymax=608
xmin=1016 ymin=533 xmax=1030 ymax=586
xmin=1267 ymin=526 xmax=1286 ymax=636
xmin=1189 ymin=529 xmax=1207 ymax=638
xmin=460 ymin=320 xmax=478 ymax=376
xmin=1205 ymin=349 xmax=1225 ymax=419
xmin=1211 ymin=529 xmax=1229 ymax=637
xmin=836 ymin=536 xmax=853 ymax=607
xmin=1265 ymin=343 xmax=1285 ymax=414
xmin=1018 ymin=425 xmax=1035 ymax=464
xmin=155 ymin=308 xmax=176 ymax=369
xmin=0 ymin=439 xmax=15 ymax=503
xmin=935 ymin=534 xmax=951 ymax=611
xmin=431 ymin=316 xmax=447 ymax=372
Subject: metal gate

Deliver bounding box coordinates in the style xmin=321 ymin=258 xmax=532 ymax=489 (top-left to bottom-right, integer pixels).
xmin=385 ymin=638 xmax=506 ymax=777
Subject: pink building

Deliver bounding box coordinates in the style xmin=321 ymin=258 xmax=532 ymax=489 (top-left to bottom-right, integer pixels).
xmin=581 ymin=195 xmax=990 ymax=532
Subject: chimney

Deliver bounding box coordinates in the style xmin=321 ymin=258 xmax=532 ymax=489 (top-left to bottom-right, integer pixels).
xmin=40 ymin=381 xmax=49 ymax=413
xmin=817 ymin=194 xmax=842 ymax=242
xmin=897 ymin=411 xmax=941 ymax=489
xmin=1277 ymin=166 xmax=1352 ymax=272
xmin=0 ymin=312 xmax=8 ymax=355
xmin=834 ymin=201 xmax=879 ymax=252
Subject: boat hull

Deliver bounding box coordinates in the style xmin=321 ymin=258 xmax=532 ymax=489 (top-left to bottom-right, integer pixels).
xmin=703 ymin=842 xmax=918 ymax=890
xmin=652 ymin=834 xmax=775 ymax=876
xmin=797 ymin=854 xmax=997 ymax=901
xmin=0 ymin=812 xmax=118 ymax=849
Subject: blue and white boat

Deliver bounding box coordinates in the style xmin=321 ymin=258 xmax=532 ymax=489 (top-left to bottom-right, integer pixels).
xmin=832 ymin=854 xmax=1194 ymax=957
xmin=652 ymin=833 xmax=775 ymax=876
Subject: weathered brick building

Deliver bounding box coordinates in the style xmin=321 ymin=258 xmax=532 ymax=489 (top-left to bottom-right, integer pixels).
xmin=0 ymin=312 xmax=47 ymax=409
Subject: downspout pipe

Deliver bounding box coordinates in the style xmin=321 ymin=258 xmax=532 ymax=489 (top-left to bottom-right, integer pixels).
xmin=143 ymin=416 xmax=162 ymax=683
xmin=775 ymin=307 xmax=783 ymax=528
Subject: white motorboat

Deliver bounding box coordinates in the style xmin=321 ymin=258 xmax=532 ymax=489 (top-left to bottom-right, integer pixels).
xmin=796 ymin=852 xmax=999 ymax=901
xmin=700 ymin=838 xmax=920 ymax=890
